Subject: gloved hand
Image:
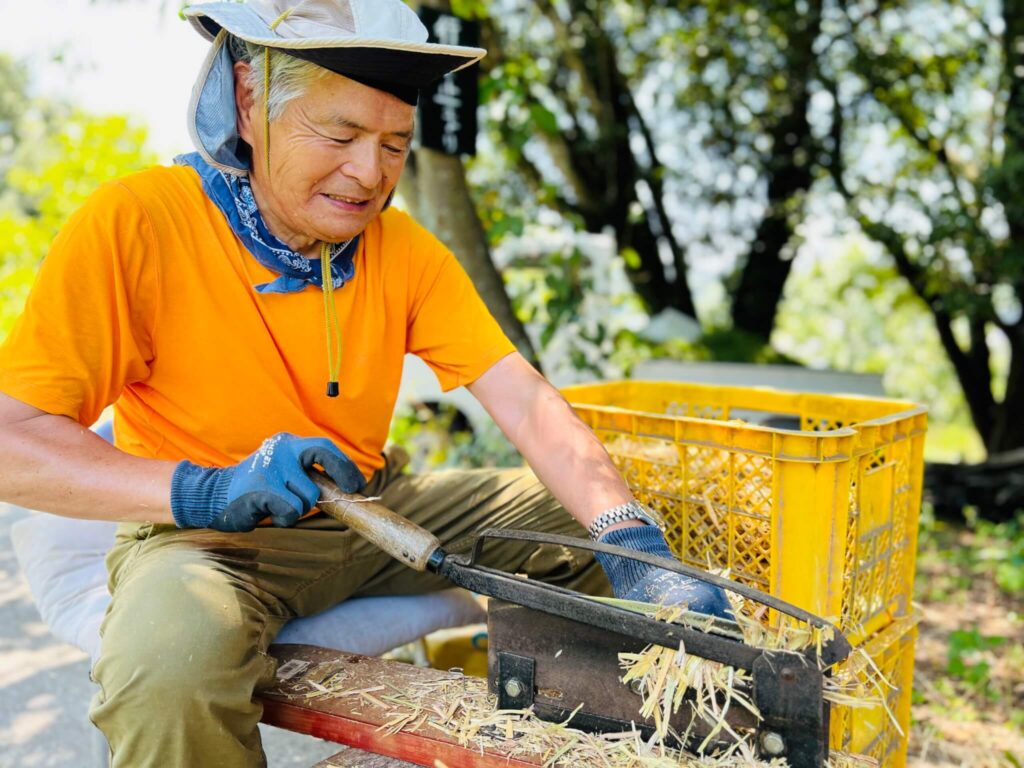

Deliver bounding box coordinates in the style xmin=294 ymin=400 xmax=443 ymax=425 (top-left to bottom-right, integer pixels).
xmin=593 ymin=525 xmax=734 ymax=618
xmin=170 ymin=433 xmax=365 ymax=532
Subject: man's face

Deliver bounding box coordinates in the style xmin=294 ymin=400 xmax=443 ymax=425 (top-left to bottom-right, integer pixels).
xmin=236 ymin=64 xmax=415 ymax=249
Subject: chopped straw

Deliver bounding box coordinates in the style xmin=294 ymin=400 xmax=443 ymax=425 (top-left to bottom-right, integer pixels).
xmin=278 ymin=590 xmax=888 ymax=767
xmin=274 ymin=542 xmax=890 ymax=768
xmin=611 ymin=588 xmax=896 ymax=766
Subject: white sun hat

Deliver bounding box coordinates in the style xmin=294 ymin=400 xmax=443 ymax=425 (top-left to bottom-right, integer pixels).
xmin=183 ymin=0 xmax=486 ymax=174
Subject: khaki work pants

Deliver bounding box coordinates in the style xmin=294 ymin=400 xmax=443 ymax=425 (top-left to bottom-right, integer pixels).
xmin=89 ymin=448 xmax=610 ymax=767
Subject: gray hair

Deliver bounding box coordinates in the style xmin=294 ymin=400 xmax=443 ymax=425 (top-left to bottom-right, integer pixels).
xmin=228 ymin=35 xmax=327 ymax=119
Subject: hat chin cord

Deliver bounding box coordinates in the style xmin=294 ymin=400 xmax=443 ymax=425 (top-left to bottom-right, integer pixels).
xmin=263 ymin=6 xmax=297 ymax=180
xmin=320 ymin=241 xmax=342 ymax=398
xmin=263 ymin=9 xmax=343 ymax=399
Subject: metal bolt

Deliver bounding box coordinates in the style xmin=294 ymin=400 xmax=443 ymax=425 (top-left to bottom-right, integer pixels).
xmin=504 ymin=678 xmax=524 ymax=699
xmin=628 ymin=678 xmax=643 ymax=696
xmin=780 ymin=667 xmax=796 ymax=683
xmin=760 ymin=731 xmax=786 ymax=757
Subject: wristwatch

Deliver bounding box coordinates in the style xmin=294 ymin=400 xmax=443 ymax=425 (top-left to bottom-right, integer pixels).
xmin=587 ymin=500 xmax=665 ymax=540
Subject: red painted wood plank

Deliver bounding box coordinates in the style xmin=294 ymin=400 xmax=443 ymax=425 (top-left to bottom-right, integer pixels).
xmin=263 ymin=698 xmax=537 ymax=768
xmin=259 ymin=645 xmax=542 ymax=768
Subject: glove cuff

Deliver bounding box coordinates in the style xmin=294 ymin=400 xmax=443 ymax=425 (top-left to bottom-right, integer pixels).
xmin=593 ymin=524 xmax=675 ymax=599
xmin=170 ymin=461 xmax=234 ymax=528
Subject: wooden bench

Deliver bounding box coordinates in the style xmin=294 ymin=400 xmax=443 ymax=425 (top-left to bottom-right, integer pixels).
xmin=261 ymin=644 xmax=545 ymax=768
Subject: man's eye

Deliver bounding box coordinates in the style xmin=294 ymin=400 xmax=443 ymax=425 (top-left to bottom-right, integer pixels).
xmin=333 ymin=138 xmax=354 ymax=145
xmin=383 ymin=144 xmax=406 ymax=156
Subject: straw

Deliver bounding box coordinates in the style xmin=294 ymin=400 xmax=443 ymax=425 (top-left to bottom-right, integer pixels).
xmin=276 ymin=646 xmax=880 ymax=767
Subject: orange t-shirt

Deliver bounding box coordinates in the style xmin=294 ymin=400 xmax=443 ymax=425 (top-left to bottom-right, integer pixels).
xmin=0 ymin=165 xmax=515 ymax=479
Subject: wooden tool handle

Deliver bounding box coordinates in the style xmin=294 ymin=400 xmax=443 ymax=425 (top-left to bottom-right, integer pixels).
xmin=311 ymin=473 xmax=442 ymax=572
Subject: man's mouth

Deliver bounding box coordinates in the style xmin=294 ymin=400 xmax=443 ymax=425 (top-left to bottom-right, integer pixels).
xmin=323 ymin=193 xmax=370 ymax=208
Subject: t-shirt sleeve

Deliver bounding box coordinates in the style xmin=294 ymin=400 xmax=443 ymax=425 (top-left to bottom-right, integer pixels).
xmin=406 ymin=231 xmax=516 ymax=392
xmin=0 ymin=180 xmax=158 ymax=425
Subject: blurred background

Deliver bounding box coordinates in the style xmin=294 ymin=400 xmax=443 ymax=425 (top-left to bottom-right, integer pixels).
xmin=0 ymin=0 xmax=1021 ymax=766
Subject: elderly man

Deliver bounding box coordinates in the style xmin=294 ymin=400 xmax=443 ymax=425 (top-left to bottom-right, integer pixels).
xmin=0 ymin=1 xmax=729 ymax=765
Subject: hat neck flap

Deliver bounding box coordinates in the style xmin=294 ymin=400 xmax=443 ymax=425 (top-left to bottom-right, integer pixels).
xmin=188 ymin=30 xmax=250 ymax=175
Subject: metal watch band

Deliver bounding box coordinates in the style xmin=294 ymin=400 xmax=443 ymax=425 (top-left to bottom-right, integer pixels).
xmin=587 ymin=500 xmax=663 ymax=540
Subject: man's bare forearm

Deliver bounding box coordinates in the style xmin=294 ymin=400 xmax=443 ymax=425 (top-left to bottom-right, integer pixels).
xmin=469 ymin=354 xmax=637 ymax=530
xmin=0 ymin=393 xmax=176 ymax=523
xmin=510 ymin=376 xmax=633 ymax=527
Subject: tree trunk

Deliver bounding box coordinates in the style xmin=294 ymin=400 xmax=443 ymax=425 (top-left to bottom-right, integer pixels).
xmin=489 ymin=1 xmax=697 ymax=320
xmin=986 ymin=0 xmax=1024 ymax=455
xmin=996 ymin=0 xmax=1024 ymax=249
xmin=575 ymin=5 xmax=695 ymax=318
xmin=988 ymin=326 xmax=1024 ymax=454
xmin=731 ymin=2 xmax=821 ymax=342
xmin=730 ymin=191 xmax=805 ymax=340
xmin=399 ymin=150 xmax=539 ymax=368
xmin=401 ymin=0 xmax=539 ymax=367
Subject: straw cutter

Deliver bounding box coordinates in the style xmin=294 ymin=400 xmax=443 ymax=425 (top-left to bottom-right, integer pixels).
xmin=312 ymin=476 xmax=854 ymax=768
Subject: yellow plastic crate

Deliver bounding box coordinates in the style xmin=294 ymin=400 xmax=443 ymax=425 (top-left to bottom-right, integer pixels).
xmin=831 ymin=611 xmax=919 ymax=766
xmin=564 ymin=380 xmax=928 ymax=644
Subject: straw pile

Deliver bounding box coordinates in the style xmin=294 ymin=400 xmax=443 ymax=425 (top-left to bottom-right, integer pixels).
xmin=286 ymin=665 xmax=863 ymax=767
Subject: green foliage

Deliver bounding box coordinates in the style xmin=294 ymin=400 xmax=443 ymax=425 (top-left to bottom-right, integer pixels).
xmin=947 ymin=628 xmax=1007 ymax=688
xmin=978 ymin=517 xmax=1024 ymax=595
xmin=388 ymin=403 xmax=520 ymax=472
xmin=698 ymin=328 xmax=793 ymax=365
xmin=0 ymin=56 xmax=155 ymax=337
xmin=918 ymin=511 xmax=1024 ymax=602
xmin=0 ymin=57 xmax=29 ymax=185
xmin=498 ymin=231 xmax=637 ymax=379
xmin=511 ymin=248 xmax=589 ymax=350
xmin=449 ymin=0 xmax=488 ymax=20
xmin=916 ymin=512 xmax=1024 ymax=711
xmin=494 ymin=229 xmax=786 ymax=380
xmin=602 ymin=331 xmax=701 ymax=378
xmin=479 ymin=206 xmax=524 ymax=246
xmin=775 ymin=240 xmax=974 ymax=427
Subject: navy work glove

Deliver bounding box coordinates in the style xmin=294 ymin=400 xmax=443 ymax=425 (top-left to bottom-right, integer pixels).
xmin=170 ymin=433 xmax=365 ymax=532
xmin=594 ymin=525 xmax=734 ymax=619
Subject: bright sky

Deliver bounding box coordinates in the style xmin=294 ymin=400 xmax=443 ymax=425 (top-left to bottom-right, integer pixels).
xmin=0 ymin=0 xmax=209 ymax=158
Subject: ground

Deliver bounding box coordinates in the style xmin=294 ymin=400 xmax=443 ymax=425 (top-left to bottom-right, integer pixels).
xmin=1 ymin=501 xmax=1021 ymax=767
xmin=906 ymin=519 xmax=1024 ymax=767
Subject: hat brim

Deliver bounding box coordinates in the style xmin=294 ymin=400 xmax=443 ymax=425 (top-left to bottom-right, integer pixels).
xmin=283 ymin=45 xmax=475 ymax=91
xmin=184 ymin=4 xmax=485 ymax=79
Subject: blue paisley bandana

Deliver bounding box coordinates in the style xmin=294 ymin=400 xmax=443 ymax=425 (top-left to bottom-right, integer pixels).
xmin=175 ymin=152 xmax=358 ymax=295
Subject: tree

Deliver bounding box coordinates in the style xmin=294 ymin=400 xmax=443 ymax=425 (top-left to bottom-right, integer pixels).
xmin=475 ymin=1 xmax=695 ymax=319
xmin=464 ymin=0 xmax=832 ymax=348
xmin=398 ymin=140 xmax=541 ymax=366
xmin=774 ymin=240 xmax=975 ymax=444
xmin=399 ymin=0 xmax=540 ymax=367
xmin=454 ymin=0 xmax=1024 ymax=462
xmin=822 ymin=0 xmax=1024 ymax=455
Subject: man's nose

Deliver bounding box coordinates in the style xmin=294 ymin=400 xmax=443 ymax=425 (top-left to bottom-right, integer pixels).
xmin=341 ymin=142 xmax=383 ymax=190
